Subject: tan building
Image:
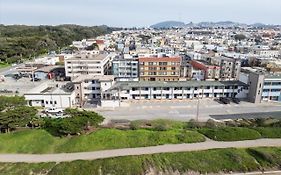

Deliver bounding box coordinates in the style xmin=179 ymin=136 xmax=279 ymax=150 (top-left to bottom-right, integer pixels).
xmin=139 ymin=57 xmax=182 ymax=81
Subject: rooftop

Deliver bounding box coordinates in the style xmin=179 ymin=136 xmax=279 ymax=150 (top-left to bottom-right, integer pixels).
xmin=72 ymin=75 xmax=115 ymax=83
xmin=67 ymin=54 xmax=109 ymax=61
xmin=108 ymin=80 xmax=247 ymax=91
xmin=25 ymin=82 xmax=74 ymax=95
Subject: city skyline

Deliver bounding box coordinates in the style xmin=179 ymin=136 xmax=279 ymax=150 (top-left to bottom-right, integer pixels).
xmin=0 ymin=0 xmax=280 ymax=27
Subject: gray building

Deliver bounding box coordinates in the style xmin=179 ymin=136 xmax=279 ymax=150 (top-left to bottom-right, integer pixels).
xmin=262 ymin=74 xmax=281 ymax=102
xmin=112 ymin=57 xmax=139 ymax=81
xmin=210 ymin=56 xmax=241 ymax=81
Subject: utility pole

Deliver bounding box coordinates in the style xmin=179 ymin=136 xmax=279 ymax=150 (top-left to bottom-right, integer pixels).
xmin=196 ymin=97 xmax=199 ymax=122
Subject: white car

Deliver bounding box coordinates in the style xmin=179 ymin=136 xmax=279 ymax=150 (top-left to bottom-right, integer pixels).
xmin=44 ymin=107 xmax=64 ymax=114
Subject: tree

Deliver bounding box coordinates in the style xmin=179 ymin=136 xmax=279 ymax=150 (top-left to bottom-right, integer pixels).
xmin=43 ymin=108 xmax=104 ymax=136
xmin=0 ymin=96 xmax=26 ymax=111
xmin=234 ymin=34 xmax=246 ymax=41
xmin=0 ymin=106 xmax=37 ymax=133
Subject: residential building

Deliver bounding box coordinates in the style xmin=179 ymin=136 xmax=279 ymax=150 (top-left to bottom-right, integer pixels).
xmin=139 ymin=56 xmax=182 ymax=81
xmin=190 ymin=60 xmax=220 ymax=80
xmin=112 ymin=57 xmax=139 ymax=81
xmin=210 ymin=56 xmax=241 ymax=80
xmin=262 ymin=74 xmax=281 ymax=102
xmin=65 ymin=53 xmax=115 ymax=79
xmin=101 ymin=80 xmax=249 ymax=107
xmin=72 ymin=75 xmax=115 ymax=106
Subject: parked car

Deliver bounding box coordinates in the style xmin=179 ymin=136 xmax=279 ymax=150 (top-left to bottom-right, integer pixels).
xmin=232 ymin=98 xmax=240 ymax=104
xmin=219 ymin=97 xmax=230 ymax=104
xmin=44 ymin=107 xmax=64 ymax=114
xmin=30 ymin=77 xmax=41 ymax=81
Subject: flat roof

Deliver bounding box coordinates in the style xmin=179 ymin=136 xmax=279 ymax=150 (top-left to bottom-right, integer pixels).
xmin=67 ymin=54 xmax=109 ymax=61
xmin=109 ymin=80 xmax=247 ymax=90
xmin=35 ymin=66 xmax=64 ymax=73
xmin=25 ymin=82 xmax=73 ymax=95
xmin=72 ymin=75 xmax=115 ymax=83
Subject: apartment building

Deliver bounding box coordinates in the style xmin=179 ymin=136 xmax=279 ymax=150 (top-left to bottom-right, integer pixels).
xmin=239 ymin=68 xmax=281 ymax=103
xmin=101 ymin=80 xmax=249 ymax=107
xmin=65 ymin=53 xmax=115 ymax=79
xmin=190 ymin=60 xmax=220 ymax=80
xmin=262 ymin=74 xmax=281 ymax=102
xmin=72 ymin=75 xmax=115 ymax=106
xmin=112 ymin=57 xmax=139 ymax=81
xmin=210 ymin=57 xmax=241 ymax=80
xmin=139 ymin=56 xmax=182 ymax=81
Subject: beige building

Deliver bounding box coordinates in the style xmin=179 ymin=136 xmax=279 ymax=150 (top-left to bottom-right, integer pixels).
xmin=65 ymin=53 xmax=115 ymax=79
xmin=139 ymin=56 xmax=182 ymax=81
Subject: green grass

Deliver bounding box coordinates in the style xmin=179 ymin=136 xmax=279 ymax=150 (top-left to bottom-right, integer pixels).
xmin=0 ymin=129 xmax=205 ymax=154
xmin=1 ymin=147 xmax=281 ymax=175
xmin=0 ymin=62 xmax=10 ymax=69
xmin=198 ymin=127 xmax=262 ymax=141
xmin=253 ymin=127 xmax=281 ymax=138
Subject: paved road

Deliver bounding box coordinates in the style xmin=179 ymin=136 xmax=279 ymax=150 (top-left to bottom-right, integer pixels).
xmin=95 ymin=99 xmax=281 ymax=122
xmin=0 ymin=138 xmax=280 ymax=163
xmin=211 ymin=111 xmax=281 ymax=120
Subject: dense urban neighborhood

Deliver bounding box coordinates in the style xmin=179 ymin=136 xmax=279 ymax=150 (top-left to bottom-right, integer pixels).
xmin=1 ymin=21 xmax=281 ymax=175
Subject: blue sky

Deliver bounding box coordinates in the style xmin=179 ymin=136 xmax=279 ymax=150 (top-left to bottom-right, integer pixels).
xmin=0 ymin=0 xmax=280 ymax=27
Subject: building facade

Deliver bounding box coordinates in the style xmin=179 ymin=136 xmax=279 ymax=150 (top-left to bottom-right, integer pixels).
xmin=112 ymin=58 xmax=139 ymax=81
xmin=72 ymin=75 xmax=115 ymax=106
xmin=211 ymin=57 xmax=241 ymax=80
xmin=262 ymin=75 xmax=281 ymax=102
xmin=65 ymin=53 xmax=115 ymax=79
xmin=190 ymin=60 xmax=220 ymax=80
xmin=139 ymin=56 xmax=182 ymax=81
xmin=101 ymin=81 xmax=249 ymax=107
xmin=24 ymin=83 xmax=75 ymax=108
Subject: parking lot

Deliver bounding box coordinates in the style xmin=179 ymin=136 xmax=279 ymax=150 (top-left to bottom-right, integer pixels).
xmin=0 ymin=76 xmax=52 ymax=95
xmin=95 ymin=99 xmax=281 ymax=122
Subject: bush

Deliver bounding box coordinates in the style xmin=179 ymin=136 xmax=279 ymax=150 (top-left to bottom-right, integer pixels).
xmin=184 ymin=119 xmax=204 ymax=129
xmin=198 ymin=127 xmax=261 ymax=141
xmin=43 ymin=109 xmax=104 ymax=136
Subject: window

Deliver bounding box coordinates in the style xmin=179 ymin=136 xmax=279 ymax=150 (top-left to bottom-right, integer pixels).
xmin=171 ymin=67 xmax=176 ymax=70
xmin=46 ymin=101 xmax=48 ymax=104
xmin=50 ymin=101 xmax=53 ymax=104
xmin=148 ymin=62 xmax=153 ymax=65
xmin=54 ymin=101 xmax=57 ymax=105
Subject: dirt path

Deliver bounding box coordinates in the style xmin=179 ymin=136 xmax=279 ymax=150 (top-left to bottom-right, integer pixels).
xmin=0 ymin=138 xmax=281 ymax=163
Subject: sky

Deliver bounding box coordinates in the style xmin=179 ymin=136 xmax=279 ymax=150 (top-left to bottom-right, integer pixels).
xmin=0 ymin=0 xmax=281 ymax=27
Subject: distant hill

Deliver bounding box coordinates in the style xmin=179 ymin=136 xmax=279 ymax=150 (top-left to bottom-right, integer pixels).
xmin=0 ymin=25 xmax=119 ymax=64
xmin=150 ymin=21 xmax=186 ymax=29
xmin=150 ymin=20 xmax=278 ymax=29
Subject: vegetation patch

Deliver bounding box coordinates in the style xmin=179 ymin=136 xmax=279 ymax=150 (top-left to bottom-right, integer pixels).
xmin=198 ymin=127 xmax=262 ymax=141
xmin=1 ymin=147 xmax=281 ymax=175
xmin=254 ymin=127 xmax=281 ymax=138
xmin=0 ymin=129 xmax=205 ymax=154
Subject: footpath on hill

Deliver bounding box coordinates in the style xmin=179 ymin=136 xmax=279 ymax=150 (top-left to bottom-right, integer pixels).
xmin=0 ymin=138 xmax=281 ymax=163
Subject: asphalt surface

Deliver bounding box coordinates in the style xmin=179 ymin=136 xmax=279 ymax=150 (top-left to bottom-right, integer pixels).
xmin=0 ymin=138 xmax=280 ymax=163
xmin=211 ymin=111 xmax=281 ymax=120
xmin=95 ymin=99 xmax=281 ymax=122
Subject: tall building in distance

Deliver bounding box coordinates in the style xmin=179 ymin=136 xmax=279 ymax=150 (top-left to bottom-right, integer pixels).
xmin=139 ymin=56 xmax=182 ymax=81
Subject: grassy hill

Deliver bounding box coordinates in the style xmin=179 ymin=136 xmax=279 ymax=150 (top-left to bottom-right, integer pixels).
xmin=0 ymin=24 xmax=118 ymax=64
xmin=0 ymin=147 xmax=280 ymax=175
